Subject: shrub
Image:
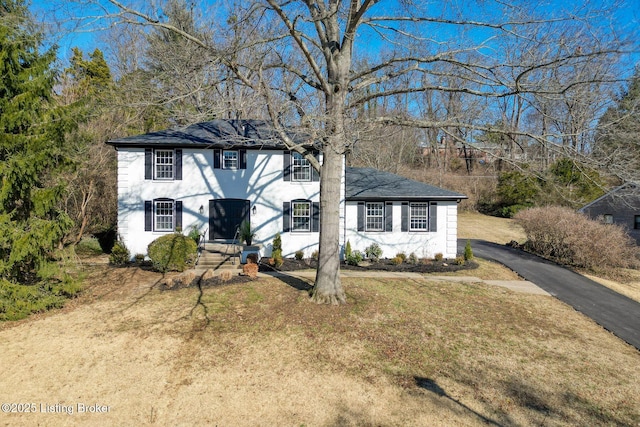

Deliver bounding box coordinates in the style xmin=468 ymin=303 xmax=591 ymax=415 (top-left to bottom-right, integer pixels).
xmin=272 ymin=232 xmax=282 ymax=253
xmin=311 ymin=250 xmax=319 ymax=261
xmin=514 ymin=206 xmax=639 ymax=271
xmin=365 ymin=243 xmax=383 ymax=262
xmin=246 ymin=253 xmax=259 ymax=264
xmin=295 ymin=250 xmax=304 ymax=260
xmin=134 ymin=253 xmax=145 ymax=264
xmin=464 ymin=240 xmax=474 ymax=261
xmin=345 ymin=250 xmax=363 ymax=266
xmin=147 ymin=233 xmax=197 ymax=273
xmin=344 ymin=240 xmax=352 ymax=259
xmin=109 ymin=241 xmax=130 ymax=266
xmin=391 ymin=255 xmax=404 ymax=265
xmin=239 ymin=220 xmax=256 ymax=245
xmin=408 ymin=252 xmax=418 ymax=264
xmin=219 ymin=270 xmax=233 ymax=282
xmin=454 ymin=256 xmax=466 ymax=265
xmin=272 ymin=250 xmax=283 ymax=268
xmin=395 ymin=252 xmax=407 ymax=263
xmin=434 ymin=253 xmax=444 ymax=261
xmin=187 ymin=226 xmax=201 ymax=245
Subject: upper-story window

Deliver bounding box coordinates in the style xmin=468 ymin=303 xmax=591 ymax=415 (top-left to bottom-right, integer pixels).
xmin=145 ymin=148 xmax=182 ymax=181
xmin=366 ymin=202 xmax=384 ymax=231
xmin=410 ymin=202 xmax=429 ymax=231
xmin=223 ymin=150 xmax=238 ymax=169
xmin=155 ymin=149 xmax=174 ymax=180
xmin=603 ymin=214 xmax=614 ymax=224
xmin=292 ymin=152 xmax=311 ymax=182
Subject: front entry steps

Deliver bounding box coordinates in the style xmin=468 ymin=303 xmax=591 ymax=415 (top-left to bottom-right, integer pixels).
xmin=195 ymin=242 xmax=242 ymax=271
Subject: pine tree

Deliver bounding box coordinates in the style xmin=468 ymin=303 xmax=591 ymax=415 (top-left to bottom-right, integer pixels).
xmin=0 ymin=0 xmax=73 ymax=282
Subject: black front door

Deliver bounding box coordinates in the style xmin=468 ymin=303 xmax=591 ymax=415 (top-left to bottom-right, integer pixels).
xmin=209 ymin=199 xmax=250 ymax=240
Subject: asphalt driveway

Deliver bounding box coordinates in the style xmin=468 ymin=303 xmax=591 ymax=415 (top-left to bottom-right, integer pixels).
xmin=460 ymin=239 xmax=640 ymax=351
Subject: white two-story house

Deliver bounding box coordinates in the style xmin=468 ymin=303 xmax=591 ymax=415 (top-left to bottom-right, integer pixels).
xmin=107 ymin=119 xmax=466 ymax=260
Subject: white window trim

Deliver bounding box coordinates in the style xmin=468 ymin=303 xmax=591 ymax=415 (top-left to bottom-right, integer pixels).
xmin=154 ymin=149 xmax=174 ymax=180
xmin=291 ymin=152 xmax=311 ymax=182
xmin=365 ymin=202 xmax=384 ymax=232
xmin=409 ymin=202 xmax=429 ymax=231
xmin=223 ymin=150 xmax=239 ymax=169
xmin=154 ymin=199 xmax=175 ymax=232
xmin=292 ymin=201 xmax=311 ymax=232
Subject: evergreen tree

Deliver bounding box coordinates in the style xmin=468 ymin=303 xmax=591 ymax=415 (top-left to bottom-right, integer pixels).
xmin=0 ymin=0 xmax=73 ymax=282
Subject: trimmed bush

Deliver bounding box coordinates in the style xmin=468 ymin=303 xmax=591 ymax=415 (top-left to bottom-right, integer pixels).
xmin=408 ymin=252 xmax=419 ymax=265
xmin=391 ymin=256 xmax=404 ymax=265
xmin=365 ymin=243 xmax=383 ymax=262
xmin=434 ymin=253 xmax=444 ymax=261
xmin=395 ymin=252 xmax=407 ymax=263
xmin=109 ymin=241 xmax=130 ymax=266
xmin=464 ymin=240 xmax=474 ymax=261
xmin=345 ymin=250 xmax=363 ymax=266
xmin=148 ymin=233 xmax=197 ymax=273
xmin=295 ymin=250 xmax=304 ymax=260
xmin=514 ymin=206 xmax=639 ymax=271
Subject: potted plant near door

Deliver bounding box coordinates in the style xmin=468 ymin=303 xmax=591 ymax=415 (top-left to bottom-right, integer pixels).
xmin=239 ymin=221 xmax=260 ymax=263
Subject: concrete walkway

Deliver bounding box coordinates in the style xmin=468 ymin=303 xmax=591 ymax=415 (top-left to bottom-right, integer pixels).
xmin=260 ymin=270 xmax=550 ymax=296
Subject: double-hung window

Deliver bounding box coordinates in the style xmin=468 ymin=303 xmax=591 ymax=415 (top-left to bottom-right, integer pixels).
xmin=223 ymin=150 xmax=238 ymax=169
xmin=155 ymin=200 xmax=175 ymax=231
xmin=154 ymin=149 xmax=174 ymax=180
xmin=366 ymin=202 xmax=384 ymax=231
xmin=409 ymin=202 xmax=429 ymax=231
xmin=292 ymin=152 xmax=311 ymax=182
xmin=292 ymin=201 xmax=311 ymax=231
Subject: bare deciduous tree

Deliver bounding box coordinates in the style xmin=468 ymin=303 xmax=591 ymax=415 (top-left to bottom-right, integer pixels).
xmin=59 ymin=0 xmax=635 ymax=304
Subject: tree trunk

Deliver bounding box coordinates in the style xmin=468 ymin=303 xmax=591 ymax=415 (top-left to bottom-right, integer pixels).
xmin=312 ymin=144 xmax=346 ymax=304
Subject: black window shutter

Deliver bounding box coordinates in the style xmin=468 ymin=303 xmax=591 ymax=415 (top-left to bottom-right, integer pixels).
xmin=429 ymin=202 xmax=437 ymax=232
xmin=283 ymin=151 xmax=291 ymax=181
xmin=312 ymin=202 xmax=320 ymax=232
xmin=312 ymin=151 xmax=320 ymax=181
xmin=239 ymin=149 xmax=247 ymax=169
xmin=385 ymin=202 xmax=393 ymax=232
xmin=213 ymin=149 xmax=221 ymax=169
xmin=283 ymin=202 xmax=291 ymax=232
xmin=401 ymin=202 xmax=409 ymax=232
xmin=175 ymin=149 xmax=182 ymax=180
xmin=175 ymin=201 xmax=183 ymax=231
xmin=145 ymin=200 xmax=153 ymax=231
xmin=145 ymin=149 xmax=153 ymax=180
xmin=357 ymin=202 xmax=365 ymax=231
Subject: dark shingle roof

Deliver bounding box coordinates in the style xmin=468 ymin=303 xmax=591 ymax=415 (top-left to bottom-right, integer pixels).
xmin=107 ymin=119 xmax=312 ymax=149
xmin=346 ymin=167 xmax=466 ymax=201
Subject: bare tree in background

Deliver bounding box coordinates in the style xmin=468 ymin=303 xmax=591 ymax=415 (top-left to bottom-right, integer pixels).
xmin=58 ymin=0 xmax=635 ymax=304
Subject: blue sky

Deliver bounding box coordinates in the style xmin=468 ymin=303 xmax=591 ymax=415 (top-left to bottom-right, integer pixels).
xmin=29 ymin=0 xmax=639 ymax=68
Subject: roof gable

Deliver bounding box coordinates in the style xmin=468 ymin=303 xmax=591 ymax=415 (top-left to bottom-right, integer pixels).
xmin=107 ymin=119 xmax=312 ymax=149
xmin=346 ymin=167 xmax=466 ymax=200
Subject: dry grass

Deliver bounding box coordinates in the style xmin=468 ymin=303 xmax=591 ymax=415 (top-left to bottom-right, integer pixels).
xmin=458 ymin=211 xmax=526 ymax=244
xmin=0 ymin=265 xmax=638 ymax=426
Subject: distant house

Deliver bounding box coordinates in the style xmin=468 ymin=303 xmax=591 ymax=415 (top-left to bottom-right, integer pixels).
xmin=579 ymin=184 xmax=640 ymax=244
xmin=107 ymin=119 xmax=467 ymax=261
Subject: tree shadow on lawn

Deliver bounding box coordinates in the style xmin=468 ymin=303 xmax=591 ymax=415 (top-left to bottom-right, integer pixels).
xmin=414 ymin=377 xmax=505 ymax=426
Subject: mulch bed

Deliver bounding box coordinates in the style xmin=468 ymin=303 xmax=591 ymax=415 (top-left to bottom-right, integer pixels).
xmin=259 ymin=258 xmax=478 ymax=274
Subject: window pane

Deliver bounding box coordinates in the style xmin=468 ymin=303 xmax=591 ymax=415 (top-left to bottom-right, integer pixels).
xmin=603 ymin=214 xmax=614 ymax=224
xmin=635 ymin=215 xmax=640 ymax=230
xmin=366 ymin=202 xmax=384 ymax=231
xmin=155 ymin=201 xmax=174 ymax=231
xmin=292 ymin=152 xmax=311 ymax=181
xmin=292 ymin=202 xmax=310 ymax=231
xmin=410 ymin=203 xmax=428 ymax=230
xmin=155 ymin=150 xmax=174 ymax=179
xmin=223 ymin=150 xmax=238 ymax=169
